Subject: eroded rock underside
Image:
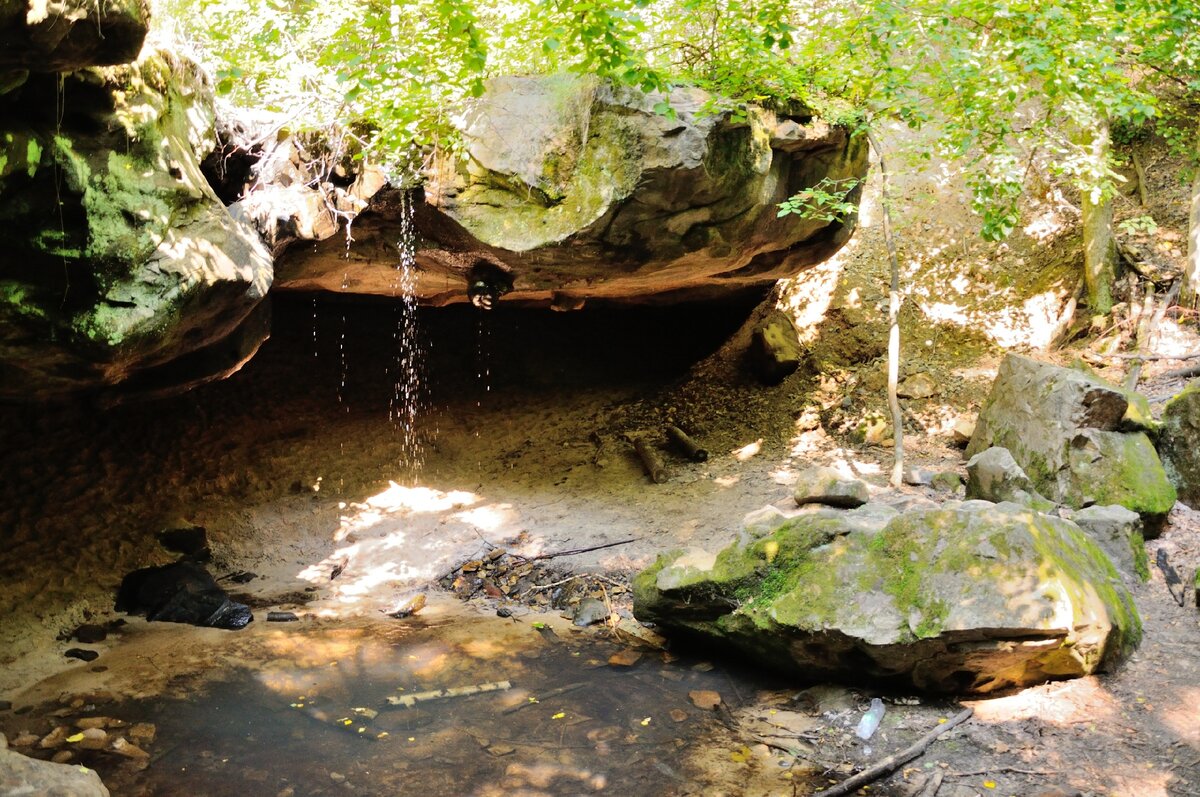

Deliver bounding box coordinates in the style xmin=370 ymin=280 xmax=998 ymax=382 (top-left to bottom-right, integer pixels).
xmin=634 ymin=501 xmax=1141 ymax=694
xmin=0 ymin=43 xmax=273 ymax=402
xmin=271 ymin=75 xmax=868 ymax=307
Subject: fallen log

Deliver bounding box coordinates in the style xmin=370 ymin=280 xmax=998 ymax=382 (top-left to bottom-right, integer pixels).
xmin=634 ymin=438 xmax=668 ymax=483
xmin=666 ymin=425 xmax=708 ymax=462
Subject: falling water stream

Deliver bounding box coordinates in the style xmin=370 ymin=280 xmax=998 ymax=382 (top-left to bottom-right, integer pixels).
xmin=389 ymin=190 xmax=425 ymax=478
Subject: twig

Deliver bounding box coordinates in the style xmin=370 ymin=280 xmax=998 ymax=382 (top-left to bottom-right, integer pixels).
xmin=1109 ymin=351 xmax=1200 ymax=361
xmin=514 ymin=538 xmax=640 ymax=561
xmin=1131 ymin=151 xmax=1150 ymax=207
xmin=812 ymin=707 xmax=974 ymax=797
xmin=948 ymin=766 xmax=1060 ymax=778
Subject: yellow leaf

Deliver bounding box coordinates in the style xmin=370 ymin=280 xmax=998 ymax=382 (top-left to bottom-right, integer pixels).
xmin=552 ymin=712 xmax=565 ymax=720
xmin=983 ymin=780 xmax=997 ymax=789
xmin=65 ymin=733 xmax=85 ymax=743
xmin=640 ymin=717 xmax=652 ymax=726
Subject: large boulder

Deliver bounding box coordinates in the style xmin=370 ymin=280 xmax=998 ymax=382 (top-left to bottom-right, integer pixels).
xmin=0 ymin=48 xmax=272 ymax=401
xmin=1157 ymin=379 xmax=1200 ymax=507
xmin=965 ymin=446 xmax=1055 ymax=511
xmin=0 ymin=0 xmax=149 ymax=72
xmin=966 ymin=355 xmax=1174 ymax=527
xmin=634 ymin=501 xmax=1140 ymax=694
xmin=0 ymin=738 xmax=109 ymax=796
xmin=272 ymin=75 xmax=868 ymax=306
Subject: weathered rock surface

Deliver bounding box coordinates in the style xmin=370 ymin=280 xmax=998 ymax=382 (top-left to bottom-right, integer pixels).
xmin=272 ymin=74 xmax=867 ymax=306
xmin=0 ymin=48 xmax=272 ymax=401
xmin=1071 ymin=505 xmax=1149 ymax=581
xmin=966 ymin=355 xmax=1174 ymax=525
xmin=793 ymin=466 xmax=869 ymax=508
xmin=966 ymin=446 xmax=1055 ymax=511
xmin=1157 ymin=379 xmax=1200 ymax=507
xmin=749 ymin=311 xmax=802 ymax=384
xmin=0 ymin=742 xmax=109 ymax=796
xmin=0 ymin=0 xmax=149 ymax=72
xmin=634 ymin=501 xmax=1140 ymax=694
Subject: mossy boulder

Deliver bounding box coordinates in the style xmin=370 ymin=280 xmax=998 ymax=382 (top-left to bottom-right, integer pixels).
xmin=967 ymin=354 xmax=1174 ymax=528
xmin=634 ymin=501 xmax=1141 ymax=694
xmin=275 ymin=75 xmax=868 ymax=307
xmin=0 ymin=48 xmax=272 ymax=401
xmin=1157 ymin=379 xmax=1200 ymax=508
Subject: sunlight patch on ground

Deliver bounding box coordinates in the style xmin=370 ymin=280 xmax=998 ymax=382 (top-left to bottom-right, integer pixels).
xmin=778 ymin=257 xmax=847 ymax=344
xmin=1158 ymin=686 xmax=1200 ymax=748
xmin=967 ymin=677 xmax=1114 ymax=726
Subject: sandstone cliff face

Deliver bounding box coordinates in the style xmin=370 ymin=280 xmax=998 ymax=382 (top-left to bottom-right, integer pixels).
xmin=0 ymin=44 xmax=273 ymax=401
xmin=269 ymin=75 xmax=867 ymax=307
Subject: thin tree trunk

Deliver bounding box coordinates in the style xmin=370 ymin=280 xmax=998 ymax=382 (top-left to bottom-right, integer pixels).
xmin=1183 ymin=157 xmax=1200 ymax=310
xmin=867 ymin=129 xmax=904 ymax=488
xmin=1077 ymin=120 xmax=1117 ymax=315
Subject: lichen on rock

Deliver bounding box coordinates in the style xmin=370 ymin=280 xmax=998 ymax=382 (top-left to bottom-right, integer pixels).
xmin=0 ymin=47 xmax=272 ymax=400
xmin=634 ymin=501 xmax=1141 ymax=694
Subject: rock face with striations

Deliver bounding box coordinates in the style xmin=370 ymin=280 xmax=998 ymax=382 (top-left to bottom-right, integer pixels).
xmin=966 ymin=355 xmax=1175 ymax=527
xmin=633 ymin=501 xmax=1141 ymax=694
xmin=0 ymin=45 xmax=273 ymax=402
xmin=272 ymin=74 xmax=867 ymax=307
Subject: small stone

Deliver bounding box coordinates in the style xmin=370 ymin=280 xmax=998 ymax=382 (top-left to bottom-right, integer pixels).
xmin=51 ymin=750 xmax=73 ymax=764
xmin=11 ymin=732 xmax=39 ymax=747
xmin=128 ymin=723 xmax=156 ymax=745
xmin=608 ymin=650 xmax=643 ymax=667
xmin=109 ymin=736 xmax=150 ymax=758
xmin=267 ymin=611 xmax=299 ymax=622
xmin=486 ymin=744 xmax=516 ymax=757
xmin=64 ymin=648 xmax=99 ymax=662
xmin=572 ymin=598 xmax=609 ymax=627
xmin=793 ymin=466 xmax=869 ymax=508
xmin=77 ymin=728 xmax=109 ymax=750
xmin=688 ymin=690 xmax=722 ymax=710
xmin=38 ymin=726 xmax=69 ymax=749
xmin=931 ymin=472 xmax=964 ymax=493
xmin=902 ymin=467 xmax=934 ymax=486
xmin=669 ymin=709 xmax=688 ymax=722
xmin=71 ymin=624 xmax=109 ymax=644
xmin=897 ymin=372 xmax=938 ymax=399
xmin=76 ymin=717 xmax=121 ymax=730
xmin=951 ymin=416 xmax=976 ymax=447
xmin=496 ymin=607 xmax=513 ymax=618
xmin=329 ymin=772 xmax=346 ymax=783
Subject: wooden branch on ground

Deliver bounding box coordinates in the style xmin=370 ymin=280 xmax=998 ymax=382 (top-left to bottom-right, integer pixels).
xmin=514 ymin=538 xmax=641 ymax=561
xmin=1164 ymin=364 xmax=1200 ymax=381
xmin=812 ymin=708 xmax=974 ymax=797
xmin=1127 ymin=280 xmax=1180 ymax=391
xmin=1109 ymin=351 xmax=1200 ymax=361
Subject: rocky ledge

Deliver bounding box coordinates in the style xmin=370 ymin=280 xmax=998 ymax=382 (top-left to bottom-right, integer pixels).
xmin=262 ymin=74 xmax=867 ymax=307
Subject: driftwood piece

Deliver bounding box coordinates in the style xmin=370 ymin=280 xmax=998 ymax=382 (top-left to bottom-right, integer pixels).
xmin=666 ymin=425 xmax=708 ymax=462
xmin=634 ymin=438 xmax=668 ymax=483
xmin=812 ymin=707 xmax=973 ymax=797
xmin=502 ymin=682 xmax=586 ymax=714
xmin=385 ymin=680 xmax=512 ymax=708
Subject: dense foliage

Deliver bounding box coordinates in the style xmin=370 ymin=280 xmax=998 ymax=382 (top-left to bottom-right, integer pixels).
xmin=164 ymin=0 xmax=1199 ymax=244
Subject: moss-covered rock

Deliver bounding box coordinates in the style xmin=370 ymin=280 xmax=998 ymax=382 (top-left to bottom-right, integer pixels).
xmin=1158 ymin=379 xmax=1200 ymax=508
xmin=634 ymin=502 xmax=1141 ymax=694
xmin=0 ymin=48 xmax=271 ymax=400
xmin=968 ymin=354 xmax=1174 ymax=528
